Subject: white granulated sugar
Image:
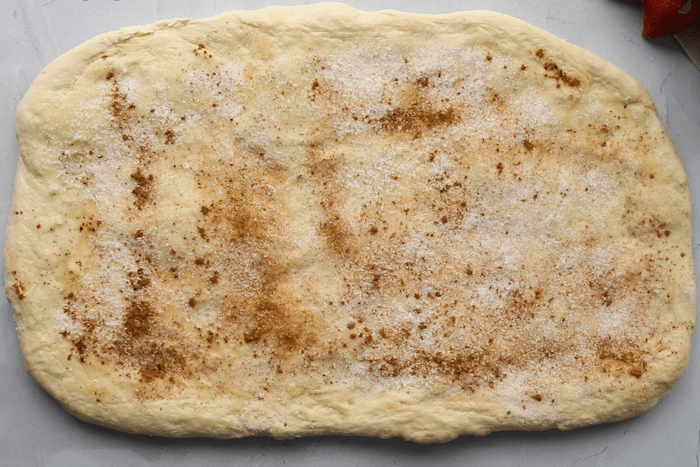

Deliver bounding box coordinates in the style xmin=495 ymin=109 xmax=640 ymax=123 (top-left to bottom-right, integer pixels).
xmin=453 ymin=107 xmax=495 ymax=140
xmin=174 ymin=109 xmax=202 ymax=134
xmin=530 ymin=315 xmax=561 ymax=339
xmin=460 ymin=214 xmax=525 ymax=268
xmin=556 ymin=246 xmax=613 ymax=275
xmin=407 ymin=45 xmax=462 ymax=82
xmin=182 ymin=109 xmax=202 ymax=123
xmin=291 ymin=225 xmax=317 ymax=250
xmin=417 ymin=136 xmax=448 ymax=152
xmin=184 ymin=61 xmax=244 ymax=97
xmin=470 ymin=284 xmax=505 ymax=310
xmin=585 ymin=246 xmax=614 ymax=274
xmin=454 ymin=49 xmax=490 ymax=105
xmin=214 ymin=99 xmax=243 ymax=120
xmin=494 ymin=371 xmax=537 ymax=418
xmin=556 ymin=247 xmax=585 ymax=272
xmin=94 ymin=236 xmax=140 ymax=277
xmin=119 ymin=76 xmax=142 ymax=106
xmin=555 ymin=174 xmax=574 ymax=200
xmin=459 ymin=210 xmax=483 ymax=233
xmin=79 ymin=92 xmax=110 ymax=114
xmin=56 ymin=147 xmax=131 ymax=206
xmin=493 ymin=197 xmax=562 ymax=241
xmin=495 ymin=371 xmax=567 ymax=426
xmin=193 ymin=302 xmax=217 ymax=326
xmin=90 ymin=277 xmax=135 ymax=322
xmin=456 ymin=47 xmax=482 ymax=68
xmin=338 ymin=364 xmax=366 ymax=389
xmin=333 ymin=114 xmax=375 ymax=138
xmin=321 ymin=47 xmax=405 ymax=102
xmin=489 ymin=55 xmax=510 ymax=73
xmin=366 ymin=374 xmax=429 ymax=394
xmin=584 ymin=167 xmax=620 ymax=199
xmin=400 ymin=231 xmax=438 ymax=263
xmin=151 ymin=99 xmax=177 ymax=122
xmin=425 ymin=150 xmax=454 ymax=178
xmin=238 ymin=132 xmax=287 ymax=166
xmin=596 ymin=300 xmax=631 ymax=337
xmin=456 ymin=75 xmax=489 ymax=112
xmin=72 ymin=235 xmax=143 ymax=326
xmin=217 ymin=62 xmax=245 ymax=88
xmin=332 ymin=104 xmax=395 ymax=138
xmin=510 ymin=93 xmax=559 ymax=128
xmin=342 ymin=145 xmax=416 ymax=197
xmin=495 ymin=241 xmax=524 ymax=271
xmin=581 ymin=88 xmax=607 ymax=118
xmin=55 ymin=310 xmax=85 ymax=335
xmin=503 ymin=182 xmax=541 ymax=208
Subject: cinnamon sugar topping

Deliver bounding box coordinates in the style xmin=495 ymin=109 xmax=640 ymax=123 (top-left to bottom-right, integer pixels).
xmin=51 ymin=39 xmax=682 ymax=408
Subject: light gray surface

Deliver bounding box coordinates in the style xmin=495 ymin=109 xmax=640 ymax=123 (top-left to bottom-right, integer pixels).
xmin=1 ymin=1 xmax=699 ymax=466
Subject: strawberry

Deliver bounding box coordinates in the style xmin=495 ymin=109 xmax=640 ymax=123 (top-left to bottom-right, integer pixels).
xmin=643 ymin=0 xmax=698 ymax=38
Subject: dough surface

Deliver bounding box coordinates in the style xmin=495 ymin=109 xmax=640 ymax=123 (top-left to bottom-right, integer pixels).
xmin=5 ymin=3 xmax=696 ymax=442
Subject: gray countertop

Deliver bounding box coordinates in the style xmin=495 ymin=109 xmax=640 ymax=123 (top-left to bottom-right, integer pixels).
xmin=1 ymin=1 xmax=699 ymax=466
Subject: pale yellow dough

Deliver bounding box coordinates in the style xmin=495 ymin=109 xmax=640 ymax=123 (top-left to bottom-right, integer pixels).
xmin=5 ymin=3 xmax=696 ymax=442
